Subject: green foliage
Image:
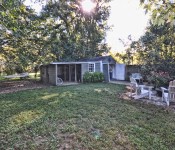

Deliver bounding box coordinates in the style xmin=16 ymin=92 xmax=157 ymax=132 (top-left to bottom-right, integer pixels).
xmin=143 ymin=69 xmax=172 ymax=88
xmin=40 ymin=0 xmax=111 ymax=61
xmin=0 ymin=0 xmax=55 ymax=73
xmin=0 ymin=0 xmax=111 ymax=74
xmin=93 ymin=72 xmax=105 ymax=82
xmin=113 ymin=35 xmax=138 ymax=65
xmin=131 ymin=23 xmax=175 ymax=87
xmin=83 ymin=72 xmax=92 ymax=83
xmin=83 ymin=71 xmax=104 ymax=83
xmin=140 ymin=0 xmax=175 ymax=26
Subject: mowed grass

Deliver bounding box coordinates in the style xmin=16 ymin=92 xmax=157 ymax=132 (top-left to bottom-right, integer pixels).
xmin=0 ymin=83 xmax=175 ymax=150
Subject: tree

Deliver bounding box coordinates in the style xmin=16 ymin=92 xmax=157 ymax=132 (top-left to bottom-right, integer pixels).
xmin=131 ymin=22 xmax=175 ymax=86
xmin=140 ymin=0 xmax=175 ymax=26
xmin=0 ymin=0 xmax=111 ymax=74
xmin=0 ymin=0 xmax=53 ymax=73
xmin=40 ymin=0 xmax=111 ymax=61
xmin=114 ymin=35 xmax=136 ymax=65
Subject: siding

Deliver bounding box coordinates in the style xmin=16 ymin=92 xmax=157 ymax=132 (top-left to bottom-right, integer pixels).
xmin=103 ymin=64 xmax=109 ymax=82
xmin=40 ymin=66 xmax=48 ymax=84
xmin=95 ymin=63 xmax=101 ymax=72
xmin=48 ymin=64 xmax=56 ymax=85
xmin=115 ymin=64 xmax=126 ymax=80
xmin=81 ymin=63 xmax=88 ymax=82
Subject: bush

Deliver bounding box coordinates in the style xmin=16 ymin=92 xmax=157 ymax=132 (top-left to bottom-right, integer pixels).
xmin=83 ymin=72 xmax=104 ymax=83
xmin=147 ymin=71 xmax=172 ymax=88
xmin=141 ymin=63 xmax=175 ymax=88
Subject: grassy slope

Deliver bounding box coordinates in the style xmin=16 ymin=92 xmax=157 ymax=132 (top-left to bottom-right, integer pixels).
xmin=0 ymin=83 xmax=175 ymax=150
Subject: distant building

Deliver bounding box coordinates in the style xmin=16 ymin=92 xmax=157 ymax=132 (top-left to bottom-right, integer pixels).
xmin=40 ymin=56 xmax=126 ymax=85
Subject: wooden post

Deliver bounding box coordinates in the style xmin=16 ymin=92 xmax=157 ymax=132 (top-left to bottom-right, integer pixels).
xmin=100 ymin=61 xmax=103 ymax=73
xmin=75 ymin=64 xmax=77 ymax=82
xmin=55 ymin=64 xmax=57 ymax=85
xmin=108 ymin=63 xmax=110 ymax=82
xmin=69 ymin=64 xmax=71 ymax=82
xmin=64 ymin=65 xmax=66 ymax=81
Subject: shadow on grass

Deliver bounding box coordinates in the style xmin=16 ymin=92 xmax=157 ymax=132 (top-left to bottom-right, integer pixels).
xmin=0 ymin=83 xmax=175 ymax=149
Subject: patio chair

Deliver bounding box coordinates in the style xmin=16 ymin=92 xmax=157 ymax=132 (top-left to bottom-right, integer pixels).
xmin=130 ymin=77 xmax=153 ymax=100
xmin=161 ymin=80 xmax=175 ymax=106
xmin=130 ymin=73 xmax=143 ymax=83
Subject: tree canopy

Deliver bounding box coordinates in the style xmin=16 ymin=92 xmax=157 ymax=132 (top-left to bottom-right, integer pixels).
xmin=112 ymin=0 xmax=175 ymax=85
xmin=129 ymin=22 xmax=175 ymax=87
xmin=136 ymin=0 xmax=175 ymax=77
xmin=0 ymin=0 xmax=111 ymax=74
xmin=140 ymin=0 xmax=175 ymax=26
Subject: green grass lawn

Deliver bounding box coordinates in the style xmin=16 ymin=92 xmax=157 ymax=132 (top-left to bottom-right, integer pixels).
xmin=1 ymin=83 xmax=175 ymax=150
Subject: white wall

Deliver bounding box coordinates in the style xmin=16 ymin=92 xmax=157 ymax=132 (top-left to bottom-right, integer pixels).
xmin=114 ymin=64 xmax=126 ymax=80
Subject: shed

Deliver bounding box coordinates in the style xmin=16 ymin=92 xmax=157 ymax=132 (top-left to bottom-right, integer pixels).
xmin=40 ymin=56 xmax=125 ymax=85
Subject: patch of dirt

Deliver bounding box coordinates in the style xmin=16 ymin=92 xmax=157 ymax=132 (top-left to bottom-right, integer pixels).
xmin=0 ymin=80 xmax=48 ymax=94
xmin=121 ymin=85 xmax=175 ymax=112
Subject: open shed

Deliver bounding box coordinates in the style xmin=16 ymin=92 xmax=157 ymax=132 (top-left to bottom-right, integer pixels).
xmin=40 ymin=56 xmax=126 ymax=85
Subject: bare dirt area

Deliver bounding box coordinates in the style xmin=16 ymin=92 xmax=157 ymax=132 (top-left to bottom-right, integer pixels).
xmin=119 ymin=85 xmax=175 ymax=111
xmin=0 ymin=80 xmax=48 ymax=94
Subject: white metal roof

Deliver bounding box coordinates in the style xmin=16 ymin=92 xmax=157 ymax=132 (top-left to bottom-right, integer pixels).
xmin=50 ymin=61 xmax=102 ymax=65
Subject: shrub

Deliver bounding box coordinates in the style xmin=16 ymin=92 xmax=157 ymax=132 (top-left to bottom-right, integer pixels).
xmin=83 ymin=72 xmax=104 ymax=83
xmin=83 ymin=72 xmax=92 ymax=83
xmin=147 ymin=71 xmax=172 ymax=88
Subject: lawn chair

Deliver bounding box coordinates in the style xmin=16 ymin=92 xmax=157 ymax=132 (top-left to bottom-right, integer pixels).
xmin=161 ymin=80 xmax=175 ymax=106
xmin=130 ymin=77 xmax=153 ymax=100
xmin=130 ymin=73 xmax=143 ymax=83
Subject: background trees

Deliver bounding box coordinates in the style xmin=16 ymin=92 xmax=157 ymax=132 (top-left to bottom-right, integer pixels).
xmin=111 ymin=0 xmax=175 ymax=85
xmin=136 ymin=0 xmax=175 ymax=85
xmin=0 ymin=0 xmax=48 ymax=73
xmin=40 ymin=0 xmax=111 ymax=61
xmin=0 ymin=0 xmax=111 ymax=74
xmin=140 ymin=0 xmax=175 ymax=26
xmin=131 ymin=23 xmax=175 ymax=86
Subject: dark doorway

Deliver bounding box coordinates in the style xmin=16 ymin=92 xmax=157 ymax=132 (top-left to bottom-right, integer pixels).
xmin=76 ymin=64 xmax=81 ymax=82
xmin=103 ymin=64 xmax=109 ymax=82
xmin=57 ymin=65 xmax=69 ymax=81
xmin=57 ymin=64 xmax=81 ymax=82
xmin=70 ymin=65 xmax=75 ymax=82
xmin=109 ymin=64 xmax=114 ymax=80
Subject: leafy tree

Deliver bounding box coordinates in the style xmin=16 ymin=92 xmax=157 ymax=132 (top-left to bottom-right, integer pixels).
xmin=0 ymin=0 xmax=111 ymax=74
xmin=113 ymin=35 xmax=136 ymax=65
xmin=40 ymin=0 xmax=111 ymax=61
xmin=131 ymin=22 xmax=175 ymax=85
xmin=140 ymin=0 xmax=175 ymax=26
xmin=0 ymin=0 xmax=52 ymax=73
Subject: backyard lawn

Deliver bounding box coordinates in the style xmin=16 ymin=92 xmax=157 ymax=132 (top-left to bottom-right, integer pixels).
xmin=0 ymin=83 xmax=175 ymax=150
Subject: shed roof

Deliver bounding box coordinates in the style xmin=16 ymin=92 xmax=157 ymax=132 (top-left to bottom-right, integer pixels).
xmin=49 ymin=56 xmax=116 ymax=65
xmin=50 ymin=61 xmax=100 ymax=65
xmin=80 ymin=56 xmax=116 ymax=64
